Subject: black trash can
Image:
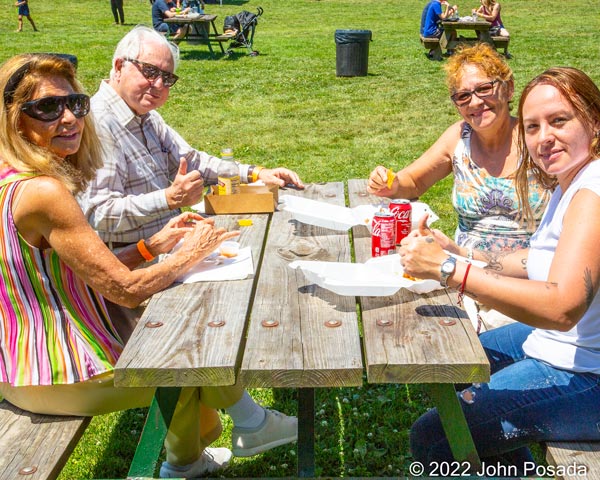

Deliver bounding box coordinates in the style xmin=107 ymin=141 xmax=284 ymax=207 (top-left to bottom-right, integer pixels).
xmin=335 ymin=29 xmax=372 ymax=77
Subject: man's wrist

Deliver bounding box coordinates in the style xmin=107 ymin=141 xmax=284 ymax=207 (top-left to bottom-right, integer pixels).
xmin=250 ymin=166 xmax=264 ymax=183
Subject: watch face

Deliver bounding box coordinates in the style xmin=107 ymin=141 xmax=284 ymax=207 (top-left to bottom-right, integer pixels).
xmin=442 ymin=260 xmax=455 ymax=273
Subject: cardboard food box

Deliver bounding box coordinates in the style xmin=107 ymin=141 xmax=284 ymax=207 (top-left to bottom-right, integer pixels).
xmin=204 ymin=184 xmax=279 ymax=214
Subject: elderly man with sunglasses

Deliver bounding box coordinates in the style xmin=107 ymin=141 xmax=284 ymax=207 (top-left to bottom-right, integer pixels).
xmin=79 ymin=25 xmax=301 ymax=478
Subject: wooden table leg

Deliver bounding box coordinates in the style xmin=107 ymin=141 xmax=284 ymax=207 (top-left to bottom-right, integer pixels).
xmin=425 ymin=383 xmax=481 ymax=469
xmin=128 ymin=387 xmax=181 ymax=478
xmin=192 ymin=22 xmax=216 ymax=57
xmin=297 ymin=388 xmax=315 ymax=477
xmin=210 ymin=20 xmax=225 ymax=54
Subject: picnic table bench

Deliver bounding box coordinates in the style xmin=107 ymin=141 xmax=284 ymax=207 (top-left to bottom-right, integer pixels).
xmin=0 ymin=400 xmax=90 ymax=480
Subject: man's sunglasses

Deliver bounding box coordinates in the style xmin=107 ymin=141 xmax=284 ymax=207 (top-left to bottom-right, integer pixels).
xmin=125 ymin=58 xmax=179 ymax=87
xmin=21 ymin=93 xmax=90 ymax=121
xmin=450 ymin=80 xmax=501 ymax=107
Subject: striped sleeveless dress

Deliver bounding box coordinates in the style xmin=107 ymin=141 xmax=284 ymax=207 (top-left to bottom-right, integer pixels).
xmin=0 ymin=170 xmax=123 ymax=386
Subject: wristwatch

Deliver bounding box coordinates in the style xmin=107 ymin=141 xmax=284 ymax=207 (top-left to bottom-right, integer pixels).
xmin=440 ymin=256 xmax=457 ymax=287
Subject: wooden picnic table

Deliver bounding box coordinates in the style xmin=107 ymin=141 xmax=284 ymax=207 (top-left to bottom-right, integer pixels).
xmin=114 ymin=180 xmax=490 ymax=477
xmin=165 ymin=13 xmax=226 ymax=57
xmin=441 ymin=19 xmax=493 ymax=53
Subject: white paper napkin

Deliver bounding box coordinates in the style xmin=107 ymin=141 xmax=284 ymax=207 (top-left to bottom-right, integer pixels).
xmin=175 ymin=246 xmax=254 ymax=283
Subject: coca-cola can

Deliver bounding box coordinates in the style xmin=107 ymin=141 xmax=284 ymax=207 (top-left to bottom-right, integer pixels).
xmin=389 ymin=199 xmax=412 ymax=245
xmin=371 ymin=212 xmax=396 ymax=257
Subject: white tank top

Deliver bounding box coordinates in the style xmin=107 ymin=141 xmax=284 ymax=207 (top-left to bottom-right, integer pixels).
xmin=523 ymin=160 xmax=600 ymax=373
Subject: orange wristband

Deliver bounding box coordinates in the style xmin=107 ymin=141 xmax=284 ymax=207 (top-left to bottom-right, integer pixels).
xmin=137 ymin=239 xmax=155 ymax=262
xmin=251 ymin=166 xmax=264 ymax=183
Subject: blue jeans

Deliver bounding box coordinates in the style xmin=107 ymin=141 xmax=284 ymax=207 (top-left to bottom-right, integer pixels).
xmin=410 ymin=323 xmax=600 ymax=473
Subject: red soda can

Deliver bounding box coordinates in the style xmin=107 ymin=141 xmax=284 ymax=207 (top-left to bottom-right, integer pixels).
xmin=389 ymin=199 xmax=412 ymax=245
xmin=371 ymin=212 xmax=396 ymax=257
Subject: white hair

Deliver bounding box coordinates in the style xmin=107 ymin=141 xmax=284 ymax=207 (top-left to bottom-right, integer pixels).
xmin=110 ymin=25 xmax=180 ymax=78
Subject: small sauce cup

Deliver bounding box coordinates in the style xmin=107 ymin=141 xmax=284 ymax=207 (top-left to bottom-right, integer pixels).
xmin=219 ymin=241 xmax=240 ymax=258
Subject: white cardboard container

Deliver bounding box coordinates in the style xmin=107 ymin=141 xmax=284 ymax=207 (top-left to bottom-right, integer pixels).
xmin=280 ymin=195 xmax=439 ymax=231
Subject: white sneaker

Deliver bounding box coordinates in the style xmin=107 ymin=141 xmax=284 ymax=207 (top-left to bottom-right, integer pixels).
xmin=231 ymin=409 xmax=298 ymax=457
xmin=159 ymin=447 xmax=232 ymax=478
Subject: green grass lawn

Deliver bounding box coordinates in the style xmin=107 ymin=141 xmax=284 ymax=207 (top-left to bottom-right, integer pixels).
xmin=1 ymin=0 xmax=599 ymax=477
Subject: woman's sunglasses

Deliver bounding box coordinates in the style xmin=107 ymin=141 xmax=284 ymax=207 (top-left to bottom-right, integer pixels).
xmin=20 ymin=93 xmax=90 ymax=121
xmin=125 ymin=58 xmax=179 ymax=87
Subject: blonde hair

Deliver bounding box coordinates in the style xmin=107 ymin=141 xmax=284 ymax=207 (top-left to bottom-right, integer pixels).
xmin=480 ymin=0 xmax=497 ymax=9
xmin=0 ymin=54 xmax=103 ymax=194
xmin=444 ymin=42 xmax=513 ymax=93
xmin=516 ymin=67 xmax=600 ymax=225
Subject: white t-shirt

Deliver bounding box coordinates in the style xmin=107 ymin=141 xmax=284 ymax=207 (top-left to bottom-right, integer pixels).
xmin=523 ymin=160 xmax=600 ymax=373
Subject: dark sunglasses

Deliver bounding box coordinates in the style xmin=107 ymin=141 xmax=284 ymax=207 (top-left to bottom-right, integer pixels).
xmin=125 ymin=58 xmax=179 ymax=87
xmin=450 ymin=80 xmax=501 ymax=107
xmin=20 ymin=93 xmax=90 ymax=121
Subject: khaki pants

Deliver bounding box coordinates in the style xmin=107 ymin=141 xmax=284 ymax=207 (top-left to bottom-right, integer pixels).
xmin=0 ymin=375 xmax=243 ymax=466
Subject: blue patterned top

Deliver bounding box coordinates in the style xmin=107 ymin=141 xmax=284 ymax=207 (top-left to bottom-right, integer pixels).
xmin=452 ymin=124 xmax=550 ymax=251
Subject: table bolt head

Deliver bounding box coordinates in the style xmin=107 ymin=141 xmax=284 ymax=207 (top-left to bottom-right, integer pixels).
xmin=324 ymin=193 xmax=336 ymax=198
xmin=376 ymin=318 xmax=393 ymax=327
xmin=19 ymin=466 xmax=38 ymax=475
xmin=208 ymin=320 xmax=226 ymax=328
xmin=324 ymin=319 xmax=342 ymax=328
xmin=439 ymin=318 xmax=456 ymax=326
xmin=261 ymin=319 xmax=279 ymax=328
xmin=144 ymin=321 xmax=164 ymax=328
xmin=358 ymin=191 xmax=368 ymax=197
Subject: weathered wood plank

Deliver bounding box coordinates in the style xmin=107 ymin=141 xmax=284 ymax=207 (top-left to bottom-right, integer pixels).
xmin=240 ymin=183 xmax=364 ymax=388
xmin=546 ymin=442 xmax=600 ymax=480
xmin=347 ymin=179 xmax=489 ymax=384
xmin=114 ymin=214 xmax=268 ymax=387
xmin=0 ymin=400 xmax=90 ymax=480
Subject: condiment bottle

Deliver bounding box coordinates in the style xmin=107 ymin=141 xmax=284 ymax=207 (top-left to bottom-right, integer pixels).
xmin=217 ymin=147 xmax=240 ymax=195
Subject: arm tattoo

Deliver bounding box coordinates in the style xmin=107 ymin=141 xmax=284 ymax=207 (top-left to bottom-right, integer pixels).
xmin=521 ymin=257 xmax=527 ymax=271
xmin=584 ymin=268 xmax=594 ymax=308
xmin=481 ymin=250 xmax=511 ymax=272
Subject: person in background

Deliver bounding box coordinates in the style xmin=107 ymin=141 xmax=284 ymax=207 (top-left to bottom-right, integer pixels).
xmin=420 ymin=0 xmax=435 ymax=36
xmin=367 ymin=43 xmax=551 ymax=331
xmin=110 ymin=0 xmax=125 ymax=25
xmin=151 ymin=0 xmax=189 ymax=42
xmin=402 ymin=66 xmax=600 ymax=475
xmin=79 ymin=25 xmax=300 ymax=473
xmin=421 ymin=0 xmax=457 ymax=59
xmin=473 ymin=0 xmax=509 ymax=37
xmin=0 ymin=53 xmax=242 ymax=478
xmin=15 ymin=0 xmax=37 ymax=32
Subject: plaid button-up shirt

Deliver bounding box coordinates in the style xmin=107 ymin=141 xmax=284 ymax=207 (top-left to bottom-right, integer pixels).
xmin=79 ymin=80 xmax=251 ymax=245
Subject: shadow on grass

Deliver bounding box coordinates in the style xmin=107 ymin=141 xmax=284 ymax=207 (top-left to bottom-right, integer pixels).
xmin=179 ymin=47 xmax=264 ymax=61
xmin=90 ymin=408 xmax=149 ymax=479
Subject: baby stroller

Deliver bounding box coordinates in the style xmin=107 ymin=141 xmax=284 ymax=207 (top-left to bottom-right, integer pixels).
xmin=221 ymin=7 xmax=263 ymax=56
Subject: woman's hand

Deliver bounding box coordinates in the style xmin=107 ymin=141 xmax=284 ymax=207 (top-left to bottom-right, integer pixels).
xmin=145 ymin=211 xmax=206 ymax=257
xmin=367 ymin=165 xmax=396 ymax=197
xmin=257 ymin=167 xmax=305 ymax=189
xmin=177 ymin=220 xmax=240 ymax=264
xmin=399 ymin=232 xmax=447 ymax=282
xmin=399 ymin=214 xmax=462 ymax=281
xmin=407 ymin=214 xmax=462 ymax=255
